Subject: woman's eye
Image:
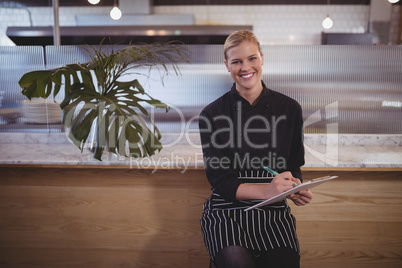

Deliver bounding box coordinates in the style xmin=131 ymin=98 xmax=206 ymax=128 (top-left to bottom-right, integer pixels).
xmin=250 ymin=57 xmax=257 ymax=61
xmin=232 ymin=61 xmax=240 ymax=64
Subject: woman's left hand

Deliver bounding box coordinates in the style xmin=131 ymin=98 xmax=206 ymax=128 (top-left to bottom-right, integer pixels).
xmin=287 ymin=178 xmax=313 ymax=206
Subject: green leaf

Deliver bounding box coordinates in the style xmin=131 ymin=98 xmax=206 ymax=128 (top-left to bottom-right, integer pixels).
xmin=17 ymin=42 xmax=191 ymax=161
xmin=19 ymin=70 xmax=53 ymax=99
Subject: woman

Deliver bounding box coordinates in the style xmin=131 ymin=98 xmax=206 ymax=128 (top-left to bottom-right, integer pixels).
xmin=199 ymin=30 xmax=313 ymax=268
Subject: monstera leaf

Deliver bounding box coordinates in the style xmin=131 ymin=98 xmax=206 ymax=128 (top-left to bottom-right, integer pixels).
xmin=18 ymin=42 xmax=190 ymax=160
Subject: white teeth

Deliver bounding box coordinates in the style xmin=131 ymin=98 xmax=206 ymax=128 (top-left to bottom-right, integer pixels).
xmin=242 ymin=73 xmax=253 ymax=79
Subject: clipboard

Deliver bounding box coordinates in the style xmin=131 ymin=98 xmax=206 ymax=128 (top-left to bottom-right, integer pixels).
xmin=244 ymin=175 xmax=338 ymax=211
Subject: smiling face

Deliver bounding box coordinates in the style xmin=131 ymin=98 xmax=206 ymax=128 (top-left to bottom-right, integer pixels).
xmin=224 ymin=41 xmax=264 ymax=98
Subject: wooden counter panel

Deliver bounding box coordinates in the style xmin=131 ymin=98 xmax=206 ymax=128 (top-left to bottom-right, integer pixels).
xmin=0 ymin=167 xmax=401 ymax=267
xmin=290 ymin=170 xmax=402 ymax=267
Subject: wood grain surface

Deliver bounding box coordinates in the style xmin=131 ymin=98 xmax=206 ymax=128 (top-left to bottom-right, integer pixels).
xmin=0 ymin=167 xmax=401 ymax=267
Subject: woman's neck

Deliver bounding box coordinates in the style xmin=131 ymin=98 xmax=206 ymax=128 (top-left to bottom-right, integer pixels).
xmin=236 ymin=84 xmax=264 ymax=105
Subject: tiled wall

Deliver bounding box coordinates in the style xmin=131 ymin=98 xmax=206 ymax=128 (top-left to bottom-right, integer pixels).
xmin=154 ymin=5 xmax=372 ymax=45
xmin=0 ymin=4 xmax=400 ymax=46
xmin=0 ymin=6 xmax=110 ymax=46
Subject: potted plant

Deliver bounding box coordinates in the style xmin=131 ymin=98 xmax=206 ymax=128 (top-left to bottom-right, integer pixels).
xmin=18 ymin=42 xmax=190 ymax=161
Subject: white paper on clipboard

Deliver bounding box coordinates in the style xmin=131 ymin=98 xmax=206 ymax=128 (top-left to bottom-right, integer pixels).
xmin=244 ymin=175 xmax=338 ymax=211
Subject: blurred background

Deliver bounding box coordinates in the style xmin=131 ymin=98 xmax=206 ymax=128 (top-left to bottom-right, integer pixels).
xmin=0 ymin=2 xmax=401 ymax=268
xmin=0 ymin=0 xmax=401 ymax=135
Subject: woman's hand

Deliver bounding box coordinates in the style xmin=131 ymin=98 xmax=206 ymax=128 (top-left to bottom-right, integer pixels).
xmin=236 ymin=171 xmax=295 ymax=200
xmin=236 ymin=171 xmax=313 ymax=203
xmin=269 ymin=171 xmax=297 ymax=197
xmin=287 ymin=178 xmax=313 ymax=206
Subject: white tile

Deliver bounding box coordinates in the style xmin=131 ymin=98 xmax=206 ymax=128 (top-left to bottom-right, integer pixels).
xmin=0 ymin=4 xmax=382 ymax=46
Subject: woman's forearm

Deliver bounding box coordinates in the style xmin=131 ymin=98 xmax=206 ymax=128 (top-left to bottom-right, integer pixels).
xmin=235 ymin=172 xmax=296 ymax=200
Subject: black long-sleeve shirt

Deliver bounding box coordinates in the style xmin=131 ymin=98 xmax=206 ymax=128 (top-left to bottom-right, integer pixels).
xmin=199 ymin=82 xmax=305 ymax=203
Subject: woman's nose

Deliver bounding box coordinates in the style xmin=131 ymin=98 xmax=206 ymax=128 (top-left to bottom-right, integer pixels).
xmin=241 ymin=61 xmax=250 ymax=71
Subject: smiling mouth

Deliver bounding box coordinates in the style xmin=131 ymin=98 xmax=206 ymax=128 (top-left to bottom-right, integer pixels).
xmin=240 ymin=73 xmax=254 ymax=79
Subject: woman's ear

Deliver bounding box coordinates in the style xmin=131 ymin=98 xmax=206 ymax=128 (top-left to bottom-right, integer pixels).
xmin=261 ymin=53 xmax=264 ymax=66
xmin=224 ymin=60 xmax=230 ymax=72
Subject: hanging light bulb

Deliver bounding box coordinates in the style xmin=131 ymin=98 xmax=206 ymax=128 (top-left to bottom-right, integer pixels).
xmin=322 ymin=15 xmax=333 ymax=29
xmin=88 ymin=0 xmax=100 ymax=4
xmin=322 ymin=0 xmax=333 ymax=30
xmin=388 ymin=0 xmax=399 ymax=4
xmin=110 ymin=0 xmax=122 ymax=20
xmin=110 ymin=7 xmax=122 ymax=20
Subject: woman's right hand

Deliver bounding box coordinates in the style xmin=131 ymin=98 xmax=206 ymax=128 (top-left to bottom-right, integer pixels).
xmin=268 ymin=171 xmax=296 ymax=197
xmin=235 ymin=171 xmax=296 ymax=200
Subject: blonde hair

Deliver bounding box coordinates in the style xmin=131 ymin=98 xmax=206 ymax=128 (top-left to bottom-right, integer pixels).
xmin=223 ymin=30 xmax=262 ymax=60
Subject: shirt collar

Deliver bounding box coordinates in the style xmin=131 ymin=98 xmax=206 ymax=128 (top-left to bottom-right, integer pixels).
xmin=230 ymin=81 xmax=269 ymax=107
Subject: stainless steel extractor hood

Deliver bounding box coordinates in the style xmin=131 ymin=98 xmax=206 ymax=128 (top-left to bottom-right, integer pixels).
xmin=6 ymin=0 xmax=252 ymax=46
xmin=6 ymin=25 xmax=253 ymax=45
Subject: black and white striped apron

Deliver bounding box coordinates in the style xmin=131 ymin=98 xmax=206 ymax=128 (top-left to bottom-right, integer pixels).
xmin=200 ymin=171 xmax=300 ymax=261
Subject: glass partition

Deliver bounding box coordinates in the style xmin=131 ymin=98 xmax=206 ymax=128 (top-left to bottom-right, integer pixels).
xmin=0 ymin=45 xmax=401 ymax=134
xmin=0 ymin=46 xmax=48 ymax=132
xmin=262 ymin=45 xmax=402 ymax=134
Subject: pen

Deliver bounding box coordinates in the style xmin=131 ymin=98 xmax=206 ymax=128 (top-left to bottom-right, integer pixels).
xmin=263 ymin=166 xmax=297 ymax=186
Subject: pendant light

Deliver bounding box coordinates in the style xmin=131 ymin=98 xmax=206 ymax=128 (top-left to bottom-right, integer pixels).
xmin=110 ymin=0 xmax=122 ymax=20
xmin=388 ymin=0 xmax=400 ymax=3
xmin=88 ymin=0 xmax=100 ymax=4
xmin=322 ymin=15 xmax=333 ymax=29
xmin=322 ymin=0 xmax=333 ymax=30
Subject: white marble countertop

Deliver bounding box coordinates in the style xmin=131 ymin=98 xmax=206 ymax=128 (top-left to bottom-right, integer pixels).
xmin=0 ymin=132 xmax=401 ymax=169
